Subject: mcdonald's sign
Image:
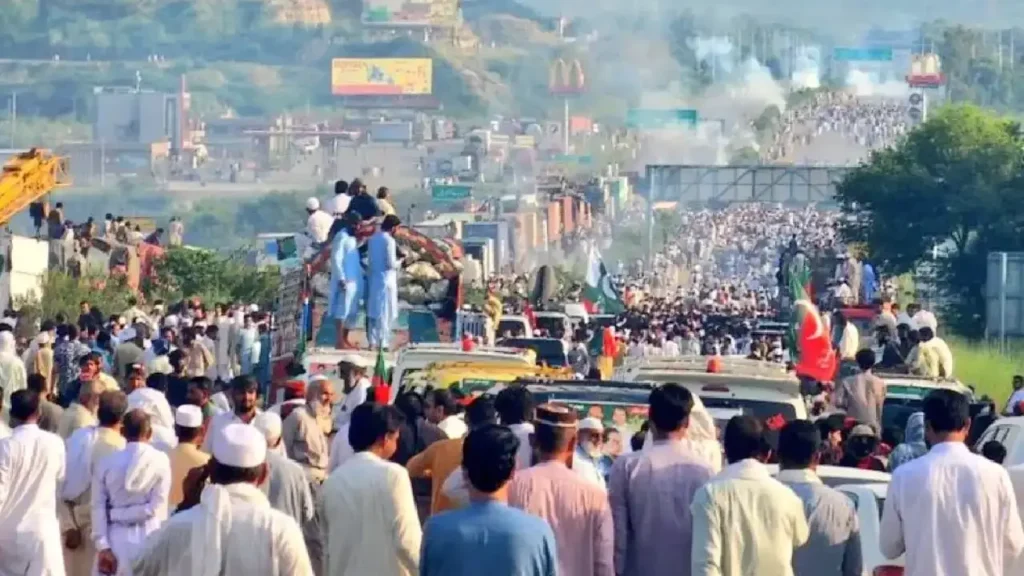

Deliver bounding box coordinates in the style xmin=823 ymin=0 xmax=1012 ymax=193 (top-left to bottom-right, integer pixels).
xmin=549 ymin=58 xmax=586 ymax=95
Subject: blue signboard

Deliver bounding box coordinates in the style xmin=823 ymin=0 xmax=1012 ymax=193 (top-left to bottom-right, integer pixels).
xmin=833 ymin=47 xmax=893 ymax=62
xmin=431 ymin=184 xmax=472 ymax=203
xmin=627 ymin=109 xmax=698 ymax=129
xmin=552 ymin=154 xmax=593 ymax=165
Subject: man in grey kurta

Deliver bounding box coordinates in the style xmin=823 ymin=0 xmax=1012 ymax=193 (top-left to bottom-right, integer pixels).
xmin=254 ymin=411 xmax=322 ymax=574
xmin=776 ymin=420 xmax=862 ymax=576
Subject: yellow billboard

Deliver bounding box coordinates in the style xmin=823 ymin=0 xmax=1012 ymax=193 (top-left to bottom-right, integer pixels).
xmin=331 ymin=58 xmax=433 ymax=96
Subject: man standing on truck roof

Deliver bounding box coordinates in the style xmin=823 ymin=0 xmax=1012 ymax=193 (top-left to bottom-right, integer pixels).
xmin=367 ymin=215 xmax=402 ymax=351
xmin=329 ymin=213 xmax=363 ymax=350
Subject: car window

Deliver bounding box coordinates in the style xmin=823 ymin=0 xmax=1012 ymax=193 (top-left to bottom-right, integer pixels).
xmin=534 ymin=316 xmax=567 ymax=337
xmin=702 ymin=398 xmax=798 ymax=424
xmin=497 ymin=320 xmax=527 ymax=337
xmin=844 ymin=491 xmax=886 ymax=518
xmin=977 ymin=424 xmax=1021 ymax=454
xmin=843 ymin=491 xmax=859 ymax=508
xmin=399 ymin=368 xmax=421 ymax=385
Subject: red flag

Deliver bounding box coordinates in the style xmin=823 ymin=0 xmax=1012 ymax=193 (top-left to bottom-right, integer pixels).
xmin=601 ymin=327 xmax=616 ymax=357
xmin=523 ymin=302 xmax=537 ymax=330
xmin=793 ymin=300 xmax=837 ymax=383
xmin=371 ymin=348 xmax=390 ymax=404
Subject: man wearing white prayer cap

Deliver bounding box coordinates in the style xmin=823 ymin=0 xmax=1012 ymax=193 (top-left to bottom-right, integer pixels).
xmin=167 ymin=405 xmax=209 ymax=510
xmin=306 ymin=197 xmax=333 ymax=244
xmin=131 ymin=423 xmax=314 ymax=576
xmin=127 ymin=371 xmax=178 ymax=453
xmin=254 ymin=411 xmax=286 ymax=458
xmin=253 ymin=411 xmax=322 ymax=574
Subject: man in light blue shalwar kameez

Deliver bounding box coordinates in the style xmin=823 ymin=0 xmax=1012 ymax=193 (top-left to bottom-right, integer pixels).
xmin=329 ymin=213 xmax=364 ymax=349
xmin=366 ymin=215 xmax=401 ymax=350
xmin=235 ymin=315 xmax=259 ymax=376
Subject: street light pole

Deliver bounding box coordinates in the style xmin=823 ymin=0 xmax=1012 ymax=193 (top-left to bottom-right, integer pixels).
xmin=9 ymin=92 xmax=16 ymax=149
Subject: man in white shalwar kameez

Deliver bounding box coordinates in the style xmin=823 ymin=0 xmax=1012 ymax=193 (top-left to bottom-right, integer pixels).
xmin=61 ymin=390 xmax=129 ymax=576
xmin=91 ymin=410 xmax=171 ymax=576
xmin=202 ymin=375 xmax=261 ymax=454
xmin=0 ymin=331 xmax=26 ymax=423
xmin=322 ymin=402 xmax=421 ymax=576
xmin=0 ymin=390 xmax=67 ymax=576
xmin=126 ymin=374 xmax=177 ymax=454
xmin=366 ymin=215 xmax=402 ymax=350
xmin=131 ymin=423 xmax=314 ymax=576
xmin=254 ymin=412 xmax=322 ymax=574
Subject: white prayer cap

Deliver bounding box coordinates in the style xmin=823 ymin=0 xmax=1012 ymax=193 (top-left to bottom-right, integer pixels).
xmin=253 ymin=412 xmax=283 ymax=443
xmin=578 ymin=417 xmax=604 ymax=433
xmin=249 ymin=304 xmax=259 ymax=312
xmin=212 ymin=423 xmax=266 ymax=468
xmin=308 ymin=373 xmax=329 ymax=384
xmin=175 ymin=405 xmax=203 ymax=428
xmin=306 ymin=197 xmax=320 ymax=211
xmin=913 ymin=310 xmax=938 ymax=332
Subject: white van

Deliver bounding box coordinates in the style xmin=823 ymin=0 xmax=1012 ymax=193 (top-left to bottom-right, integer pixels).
xmin=616 ymin=356 xmax=807 ymax=426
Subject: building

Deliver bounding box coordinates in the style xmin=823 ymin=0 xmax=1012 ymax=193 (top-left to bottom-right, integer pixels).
xmin=93 ymin=88 xmax=185 ymax=151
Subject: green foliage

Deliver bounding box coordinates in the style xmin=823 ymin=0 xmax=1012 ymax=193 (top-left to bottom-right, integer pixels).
xmin=836 ymin=105 xmax=1024 ymax=337
xmin=15 ymin=272 xmax=134 ymax=330
xmin=949 ymin=338 xmax=1024 ymax=408
xmin=147 ymin=247 xmax=281 ymax=308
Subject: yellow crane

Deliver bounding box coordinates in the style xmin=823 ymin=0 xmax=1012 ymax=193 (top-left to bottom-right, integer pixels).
xmin=0 ymin=149 xmax=71 ymax=225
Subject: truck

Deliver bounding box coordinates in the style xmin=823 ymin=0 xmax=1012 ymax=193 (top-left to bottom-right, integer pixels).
xmin=463 ymin=221 xmax=511 ymax=274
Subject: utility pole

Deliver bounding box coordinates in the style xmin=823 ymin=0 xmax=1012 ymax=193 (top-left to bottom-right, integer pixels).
xmin=9 ymin=92 xmax=16 ymax=149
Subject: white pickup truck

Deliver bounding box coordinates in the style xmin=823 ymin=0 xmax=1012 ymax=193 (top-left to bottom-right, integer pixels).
xmin=766 ymin=466 xmax=902 ymax=576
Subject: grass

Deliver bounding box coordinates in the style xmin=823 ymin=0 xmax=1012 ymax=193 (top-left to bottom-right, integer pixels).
xmin=948 ymin=338 xmax=1024 ymax=408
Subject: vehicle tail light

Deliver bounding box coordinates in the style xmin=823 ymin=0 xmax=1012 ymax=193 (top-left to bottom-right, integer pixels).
xmin=873 ymin=566 xmax=904 ymax=576
xmin=702 ymin=384 xmax=731 ymax=393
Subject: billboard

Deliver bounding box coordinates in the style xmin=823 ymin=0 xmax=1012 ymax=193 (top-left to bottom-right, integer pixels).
xmin=362 ymin=0 xmax=458 ymax=27
xmin=331 ymin=58 xmax=433 ymax=96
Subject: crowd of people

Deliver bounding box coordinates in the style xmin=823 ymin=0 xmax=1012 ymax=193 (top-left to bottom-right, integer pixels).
xmin=1 ymin=353 xmax=1020 ymax=576
xmin=763 ymin=91 xmax=909 ymax=165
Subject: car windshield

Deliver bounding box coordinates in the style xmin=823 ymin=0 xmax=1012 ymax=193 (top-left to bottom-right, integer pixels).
xmin=534 ymin=390 xmax=650 ymax=435
xmin=497 ymin=319 xmax=528 ymax=337
xmin=498 ymin=338 xmax=567 ymax=367
xmin=883 ymin=397 xmax=923 ymax=431
xmin=702 ymin=397 xmax=798 ymax=427
xmin=534 ymin=316 xmax=568 ymax=338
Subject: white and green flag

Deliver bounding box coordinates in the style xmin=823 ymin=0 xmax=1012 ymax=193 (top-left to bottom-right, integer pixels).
xmin=583 ymin=246 xmax=625 ymax=314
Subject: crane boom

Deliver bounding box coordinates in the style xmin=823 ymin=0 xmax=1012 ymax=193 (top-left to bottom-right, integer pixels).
xmin=0 ymin=149 xmax=71 ymax=225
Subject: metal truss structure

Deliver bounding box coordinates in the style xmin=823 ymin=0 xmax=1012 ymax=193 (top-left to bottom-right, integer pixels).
xmin=647 ymin=164 xmax=852 ymax=204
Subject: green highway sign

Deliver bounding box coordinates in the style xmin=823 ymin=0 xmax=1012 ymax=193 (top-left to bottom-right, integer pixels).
xmin=627 ymin=109 xmax=698 ymax=129
xmin=552 ymin=154 xmax=593 ymax=165
xmin=431 ymin=184 xmax=473 ymax=203
xmin=833 ymin=47 xmax=893 ymax=62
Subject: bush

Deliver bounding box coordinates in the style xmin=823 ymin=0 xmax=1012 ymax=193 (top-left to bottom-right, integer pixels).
xmin=146 ymin=247 xmax=281 ymax=309
xmin=14 ymin=272 xmax=135 ymax=336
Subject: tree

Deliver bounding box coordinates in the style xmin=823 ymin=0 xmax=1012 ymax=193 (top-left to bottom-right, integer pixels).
xmin=835 ymin=105 xmax=1024 ymax=336
xmin=146 ymin=247 xmax=281 ymax=309
xmin=15 ymin=272 xmax=134 ymax=339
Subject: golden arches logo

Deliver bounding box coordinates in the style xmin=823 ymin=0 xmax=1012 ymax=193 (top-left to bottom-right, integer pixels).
xmin=549 ymin=58 xmax=585 ymax=93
